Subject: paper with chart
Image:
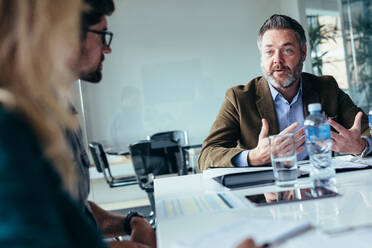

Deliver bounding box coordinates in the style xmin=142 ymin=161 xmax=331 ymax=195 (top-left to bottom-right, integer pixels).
xmin=157 ymin=192 xmax=242 ymax=219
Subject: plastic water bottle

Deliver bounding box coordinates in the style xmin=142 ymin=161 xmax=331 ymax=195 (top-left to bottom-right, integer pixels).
xmin=368 ymin=110 xmax=372 ymax=136
xmin=304 ymin=103 xmax=336 ymax=188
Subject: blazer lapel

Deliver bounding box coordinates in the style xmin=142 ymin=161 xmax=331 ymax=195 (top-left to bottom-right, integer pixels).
xmin=302 ymin=74 xmax=321 ymax=116
xmin=255 ymin=77 xmax=279 ymax=135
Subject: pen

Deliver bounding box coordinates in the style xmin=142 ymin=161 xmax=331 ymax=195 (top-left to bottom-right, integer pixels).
xmin=325 ymin=223 xmax=372 ymax=235
xmin=262 ymin=223 xmax=313 ymax=247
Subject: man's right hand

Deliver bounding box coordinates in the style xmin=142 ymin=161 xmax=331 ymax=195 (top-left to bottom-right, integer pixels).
xmin=236 ymin=238 xmax=261 ymax=248
xmin=248 ymin=119 xmax=305 ymax=166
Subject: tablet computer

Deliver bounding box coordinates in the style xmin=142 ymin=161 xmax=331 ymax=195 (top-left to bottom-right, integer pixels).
xmin=246 ymin=186 xmax=340 ymax=206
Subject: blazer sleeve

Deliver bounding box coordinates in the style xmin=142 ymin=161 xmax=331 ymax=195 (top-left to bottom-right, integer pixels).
xmin=335 ymin=83 xmax=370 ymax=136
xmin=198 ymin=88 xmax=246 ymax=171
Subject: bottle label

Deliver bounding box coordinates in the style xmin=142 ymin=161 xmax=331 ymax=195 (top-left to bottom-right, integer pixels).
xmin=369 ymin=115 xmax=372 ymax=129
xmin=305 ymin=124 xmax=331 ymax=141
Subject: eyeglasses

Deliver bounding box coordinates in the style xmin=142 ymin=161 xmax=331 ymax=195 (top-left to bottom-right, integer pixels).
xmin=86 ymin=29 xmax=113 ymax=47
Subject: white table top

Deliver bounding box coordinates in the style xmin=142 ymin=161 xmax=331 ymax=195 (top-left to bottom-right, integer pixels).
xmin=154 ymin=162 xmax=372 ymax=248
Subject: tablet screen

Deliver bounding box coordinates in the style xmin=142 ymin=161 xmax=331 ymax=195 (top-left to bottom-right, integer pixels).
xmin=245 ymin=187 xmax=340 ymax=206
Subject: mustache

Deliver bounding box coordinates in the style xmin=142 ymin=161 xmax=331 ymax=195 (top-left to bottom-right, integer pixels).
xmin=270 ymin=64 xmax=291 ymax=74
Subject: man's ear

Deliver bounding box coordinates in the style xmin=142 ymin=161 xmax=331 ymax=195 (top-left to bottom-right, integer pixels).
xmin=301 ymin=45 xmax=307 ymax=61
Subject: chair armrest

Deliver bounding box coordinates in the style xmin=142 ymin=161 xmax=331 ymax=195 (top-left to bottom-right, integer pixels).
xmin=182 ymin=144 xmax=202 ymax=150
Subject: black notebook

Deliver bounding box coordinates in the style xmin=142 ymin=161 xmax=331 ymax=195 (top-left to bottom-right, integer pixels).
xmin=213 ymin=164 xmax=372 ymax=189
xmin=213 ymin=170 xmax=275 ymax=189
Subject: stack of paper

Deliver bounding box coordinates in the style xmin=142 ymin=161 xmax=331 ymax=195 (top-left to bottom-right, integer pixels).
xmin=173 ymin=218 xmax=313 ymax=248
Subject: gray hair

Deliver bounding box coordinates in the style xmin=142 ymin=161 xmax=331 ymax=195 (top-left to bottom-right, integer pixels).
xmin=257 ymin=14 xmax=307 ymax=51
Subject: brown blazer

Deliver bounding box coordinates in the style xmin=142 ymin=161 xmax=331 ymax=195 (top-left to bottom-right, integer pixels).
xmin=198 ymin=72 xmax=369 ymax=171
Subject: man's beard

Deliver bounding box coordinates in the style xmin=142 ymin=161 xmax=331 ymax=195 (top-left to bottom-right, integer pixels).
xmin=79 ymin=54 xmax=104 ymax=83
xmin=262 ymin=59 xmax=303 ymax=89
xmin=80 ymin=70 xmax=102 ymax=83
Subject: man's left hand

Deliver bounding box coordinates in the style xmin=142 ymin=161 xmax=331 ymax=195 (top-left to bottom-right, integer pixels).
xmin=328 ymin=111 xmax=366 ymax=155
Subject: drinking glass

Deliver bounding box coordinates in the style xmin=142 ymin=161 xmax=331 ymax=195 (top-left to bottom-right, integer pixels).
xmin=269 ymin=133 xmax=298 ymax=187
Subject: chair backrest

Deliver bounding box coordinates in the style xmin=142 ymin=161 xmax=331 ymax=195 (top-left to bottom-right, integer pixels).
xmin=150 ymin=130 xmax=189 ymax=146
xmin=88 ymin=142 xmax=116 ymax=182
xmin=89 ymin=142 xmax=109 ymax=173
xmin=150 ymin=130 xmax=188 ymax=175
xmin=128 ymin=140 xmax=151 ymax=178
xmin=89 ymin=142 xmax=138 ymax=188
xmin=129 ymin=140 xmax=180 ymax=175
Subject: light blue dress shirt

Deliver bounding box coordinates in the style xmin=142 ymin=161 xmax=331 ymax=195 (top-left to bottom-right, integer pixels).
xmin=233 ymin=79 xmax=306 ymax=167
xmin=268 ymin=80 xmax=308 ymax=161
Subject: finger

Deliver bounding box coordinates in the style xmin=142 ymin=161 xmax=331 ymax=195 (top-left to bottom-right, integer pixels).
xmin=296 ymin=145 xmax=305 ymax=154
xmin=293 ymin=128 xmax=305 ymax=140
xmin=280 ymin=122 xmax=299 ymax=134
xmin=279 ymin=142 xmax=293 ymax=153
xmin=236 ymin=238 xmax=258 ymax=248
xmin=258 ymin=119 xmax=269 ymax=140
xmin=295 ymin=135 xmax=306 ymax=148
xmin=330 ymin=130 xmax=338 ymax=139
xmin=351 ymin=111 xmax=363 ymax=131
xmin=329 ymin=119 xmax=347 ymax=134
xmin=332 ymin=142 xmax=340 ymax=152
xmin=330 ymin=131 xmax=344 ymax=152
xmin=330 ymin=131 xmax=344 ymax=143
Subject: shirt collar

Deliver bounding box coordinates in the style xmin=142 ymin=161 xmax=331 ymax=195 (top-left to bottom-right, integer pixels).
xmin=268 ymin=77 xmax=303 ymax=103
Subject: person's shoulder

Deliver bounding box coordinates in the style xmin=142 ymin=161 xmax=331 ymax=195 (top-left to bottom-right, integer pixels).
xmin=0 ymin=105 xmax=40 ymax=154
xmin=0 ymin=106 xmax=23 ymax=132
xmin=227 ymin=76 xmax=264 ymax=96
xmin=302 ymin=72 xmax=339 ymax=89
xmin=0 ymin=106 xmax=33 ymax=136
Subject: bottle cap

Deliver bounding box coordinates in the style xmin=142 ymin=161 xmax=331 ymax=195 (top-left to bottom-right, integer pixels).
xmin=369 ymin=110 xmax=372 ymax=115
xmin=308 ymin=103 xmax=321 ymax=112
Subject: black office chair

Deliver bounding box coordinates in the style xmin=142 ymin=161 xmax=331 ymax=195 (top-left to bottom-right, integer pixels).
xmin=182 ymin=144 xmax=203 ymax=173
xmin=150 ymin=130 xmax=189 ymax=175
xmin=129 ymin=139 xmax=184 ymax=225
xmin=89 ymin=142 xmax=137 ymax=188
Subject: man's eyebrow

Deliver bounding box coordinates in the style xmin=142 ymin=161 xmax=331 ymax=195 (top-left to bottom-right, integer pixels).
xmin=263 ymin=42 xmax=296 ymax=49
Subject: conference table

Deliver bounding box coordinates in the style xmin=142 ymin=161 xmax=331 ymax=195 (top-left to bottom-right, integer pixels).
xmin=154 ymin=157 xmax=372 ymax=248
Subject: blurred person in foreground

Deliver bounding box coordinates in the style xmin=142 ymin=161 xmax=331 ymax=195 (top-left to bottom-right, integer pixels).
xmin=70 ymin=0 xmax=156 ymax=247
xmin=198 ymin=14 xmax=371 ymax=171
xmin=0 ymin=0 xmax=153 ymax=247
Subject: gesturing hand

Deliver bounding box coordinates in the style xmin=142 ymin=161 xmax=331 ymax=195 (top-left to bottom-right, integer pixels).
xmin=248 ymin=119 xmax=305 ymax=166
xmin=236 ymin=238 xmax=262 ymax=248
xmin=329 ymin=111 xmax=366 ymax=155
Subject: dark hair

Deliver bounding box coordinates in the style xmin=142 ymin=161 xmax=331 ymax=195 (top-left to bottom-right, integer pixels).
xmin=257 ymin=14 xmax=306 ymax=49
xmin=81 ymin=0 xmax=115 ymax=39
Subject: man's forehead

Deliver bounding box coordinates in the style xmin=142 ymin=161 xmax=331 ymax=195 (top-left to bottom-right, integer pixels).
xmin=261 ymin=29 xmax=299 ymax=47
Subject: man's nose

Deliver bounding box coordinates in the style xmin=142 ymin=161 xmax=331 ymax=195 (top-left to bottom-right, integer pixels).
xmin=273 ymin=50 xmax=283 ymax=63
xmin=102 ymin=45 xmax=112 ymax=54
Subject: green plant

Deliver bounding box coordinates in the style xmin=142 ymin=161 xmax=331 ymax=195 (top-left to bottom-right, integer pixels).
xmin=341 ymin=0 xmax=372 ymax=111
xmin=307 ymin=16 xmax=338 ymax=75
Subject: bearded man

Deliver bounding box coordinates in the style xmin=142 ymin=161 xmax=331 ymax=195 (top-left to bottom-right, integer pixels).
xmin=198 ymin=14 xmax=371 ymax=171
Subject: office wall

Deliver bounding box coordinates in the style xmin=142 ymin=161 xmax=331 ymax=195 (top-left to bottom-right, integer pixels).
xmin=305 ymin=0 xmax=339 ymax=15
xmin=80 ymin=0 xmax=308 ymax=148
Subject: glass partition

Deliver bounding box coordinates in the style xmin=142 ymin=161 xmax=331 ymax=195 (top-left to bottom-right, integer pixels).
xmin=341 ymin=0 xmax=372 ymax=111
